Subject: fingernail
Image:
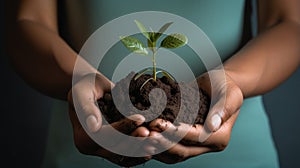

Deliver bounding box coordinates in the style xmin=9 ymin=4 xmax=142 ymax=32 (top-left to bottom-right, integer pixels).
xmin=211 ymin=114 xmax=221 ymax=131
xmin=86 ymin=115 xmax=98 ymax=132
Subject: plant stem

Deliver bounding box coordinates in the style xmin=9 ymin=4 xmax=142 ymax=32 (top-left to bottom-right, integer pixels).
xmin=152 ymin=50 xmax=157 ymax=81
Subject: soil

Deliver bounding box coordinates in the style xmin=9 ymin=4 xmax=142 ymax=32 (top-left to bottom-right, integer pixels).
xmin=98 ymin=72 xmax=210 ymax=126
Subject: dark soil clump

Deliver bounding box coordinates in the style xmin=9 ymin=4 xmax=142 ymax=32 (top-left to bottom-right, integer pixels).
xmin=98 ymin=72 xmax=210 ymax=126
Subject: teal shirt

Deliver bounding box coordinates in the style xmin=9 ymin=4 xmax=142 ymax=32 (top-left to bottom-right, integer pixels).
xmin=42 ymin=1 xmax=279 ymax=167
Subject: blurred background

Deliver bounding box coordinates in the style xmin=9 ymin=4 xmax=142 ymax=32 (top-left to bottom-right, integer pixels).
xmin=1 ymin=1 xmax=299 ymax=168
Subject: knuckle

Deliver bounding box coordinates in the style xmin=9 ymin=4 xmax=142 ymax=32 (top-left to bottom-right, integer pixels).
xmin=166 ymin=151 xmax=187 ymax=164
xmin=154 ymin=151 xmax=185 ymax=164
xmin=213 ymin=138 xmax=230 ymax=152
xmin=222 ymin=103 xmax=232 ymax=119
xmin=230 ymin=84 xmax=243 ymax=97
xmin=214 ymin=142 xmax=228 ymax=152
xmin=176 ymin=153 xmax=186 ymax=162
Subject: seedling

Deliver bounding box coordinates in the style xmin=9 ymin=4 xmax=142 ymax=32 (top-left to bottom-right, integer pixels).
xmin=120 ymin=20 xmax=188 ymax=85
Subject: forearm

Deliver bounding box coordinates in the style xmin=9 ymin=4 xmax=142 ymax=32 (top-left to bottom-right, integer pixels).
xmin=224 ymin=20 xmax=300 ymax=98
xmin=7 ymin=19 xmax=99 ymax=99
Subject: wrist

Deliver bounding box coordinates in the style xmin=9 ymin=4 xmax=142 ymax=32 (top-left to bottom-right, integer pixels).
xmin=223 ymin=67 xmax=250 ymax=98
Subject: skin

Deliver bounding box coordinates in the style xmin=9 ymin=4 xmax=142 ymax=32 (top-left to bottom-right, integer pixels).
xmin=148 ymin=0 xmax=300 ymax=163
xmin=5 ymin=0 xmax=300 ymax=166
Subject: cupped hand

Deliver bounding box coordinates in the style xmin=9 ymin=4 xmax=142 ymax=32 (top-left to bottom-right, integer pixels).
xmin=67 ymin=73 xmax=155 ymax=167
xmin=148 ymin=69 xmax=243 ymax=164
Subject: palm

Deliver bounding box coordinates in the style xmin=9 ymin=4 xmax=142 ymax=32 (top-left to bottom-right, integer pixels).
xmin=147 ymin=70 xmax=243 ymax=164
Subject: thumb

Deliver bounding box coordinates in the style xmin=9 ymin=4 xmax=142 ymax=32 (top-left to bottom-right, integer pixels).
xmin=69 ymin=81 xmax=103 ymax=133
xmin=85 ymin=107 xmax=102 ymax=133
xmin=204 ymin=96 xmax=224 ymax=132
xmin=205 ymin=85 xmax=243 ymax=132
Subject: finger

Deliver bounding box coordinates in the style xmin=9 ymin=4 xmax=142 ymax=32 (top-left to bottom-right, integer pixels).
xmin=96 ymin=127 xmax=153 ymax=162
xmin=149 ymin=119 xmax=211 ymax=144
xmin=68 ymin=71 xmax=114 ymax=132
xmin=68 ymin=103 xmax=101 ymax=154
xmin=112 ymin=127 xmax=155 ymax=158
xmin=150 ymin=131 xmax=210 ymax=164
xmin=70 ymin=73 xmax=114 ymax=133
xmin=154 ymin=145 xmax=211 ymax=164
xmin=108 ymin=136 xmax=150 ymax=157
xmin=70 ymin=82 xmax=103 ymax=133
xmin=149 ymin=119 xmax=194 ymax=140
xmin=110 ymin=114 xmax=145 ymax=134
xmin=131 ymin=126 xmax=150 ymax=137
xmin=131 ymin=127 xmax=157 ymax=156
xmin=89 ymin=114 xmax=146 ymax=153
xmin=149 ymin=113 xmax=240 ymax=153
xmin=96 ymin=149 xmax=150 ymax=167
xmin=197 ymin=111 xmax=240 ymax=151
xmin=205 ymin=83 xmax=243 ymax=132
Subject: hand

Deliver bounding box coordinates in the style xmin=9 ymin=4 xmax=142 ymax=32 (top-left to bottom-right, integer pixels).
xmin=67 ymin=73 xmax=155 ymax=167
xmin=148 ymin=69 xmax=243 ymax=164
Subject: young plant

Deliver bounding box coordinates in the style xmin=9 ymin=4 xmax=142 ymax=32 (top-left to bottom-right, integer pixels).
xmin=120 ymin=20 xmax=188 ymax=83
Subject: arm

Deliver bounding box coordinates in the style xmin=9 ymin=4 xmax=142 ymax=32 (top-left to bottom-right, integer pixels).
xmin=148 ymin=0 xmax=300 ymax=164
xmin=5 ymin=0 xmax=102 ymax=100
xmin=200 ymin=0 xmax=300 ymax=131
xmin=225 ymin=0 xmax=300 ymax=98
xmin=6 ymin=1 xmax=153 ymax=166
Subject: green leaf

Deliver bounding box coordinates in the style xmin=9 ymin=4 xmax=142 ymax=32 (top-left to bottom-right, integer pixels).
xmin=158 ymin=22 xmax=173 ymax=34
xmin=160 ymin=33 xmax=188 ymax=49
xmin=148 ymin=22 xmax=174 ymax=44
xmin=134 ymin=20 xmax=149 ymax=40
xmin=155 ymin=22 xmax=173 ymax=40
xmin=120 ymin=36 xmax=148 ymax=55
xmin=149 ymin=32 xmax=160 ymax=44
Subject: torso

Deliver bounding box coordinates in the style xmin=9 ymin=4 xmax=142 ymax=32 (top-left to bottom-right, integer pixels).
xmin=42 ymin=1 xmax=279 ymax=167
